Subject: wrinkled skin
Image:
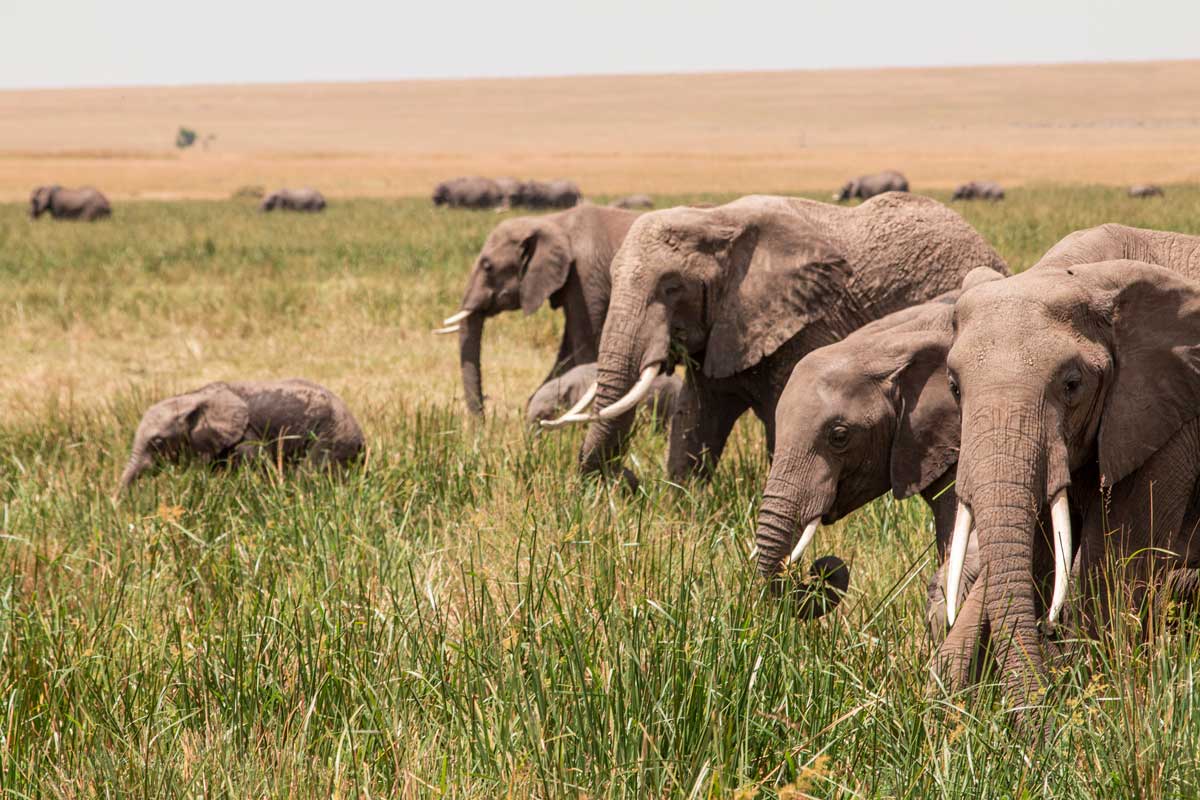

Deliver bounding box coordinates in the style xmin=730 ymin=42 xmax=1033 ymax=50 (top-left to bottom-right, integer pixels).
xmin=943 ymin=258 xmax=1200 ymax=722
xmin=952 ymin=181 xmax=1005 ymax=201
xmin=835 ymin=170 xmax=909 ymax=202
xmin=756 ymin=268 xmax=1010 ymax=627
xmin=117 ymin=379 xmax=364 ymax=493
xmin=450 ymin=204 xmax=643 ymax=414
xmin=432 ymin=177 xmax=504 ymax=209
xmin=1128 ymin=184 xmax=1164 ymax=198
xmin=29 ymin=185 xmax=111 ymax=221
xmin=525 ymin=362 xmax=680 ymax=429
xmin=610 ymin=194 xmax=654 ymax=210
xmin=260 ymin=188 xmax=327 ymax=212
xmin=1032 ymin=223 xmax=1200 ymax=273
xmin=576 ymin=193 xmax=1008 ymax=487
xmin=522 ymin=180 xmax=582 ymax=209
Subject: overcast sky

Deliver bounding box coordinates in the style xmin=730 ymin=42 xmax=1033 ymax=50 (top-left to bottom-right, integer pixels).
xmin=1 ymin=0 xmax=1196 ymax=89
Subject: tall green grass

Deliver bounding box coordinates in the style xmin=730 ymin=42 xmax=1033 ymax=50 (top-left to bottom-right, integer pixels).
xmin=0 ymin=187 xmax=1199 ymax=796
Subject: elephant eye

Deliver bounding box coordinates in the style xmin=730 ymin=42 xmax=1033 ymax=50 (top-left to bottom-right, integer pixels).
xmin=1063 ymin=370 xmax=1082 ymax=400
xmin=480 ymin=258 xmax=493 ymax=273
xmin=827 ymin=424 xmax=850 ymax=451
xmin=947 ymin=375 xmax=961 ymax=403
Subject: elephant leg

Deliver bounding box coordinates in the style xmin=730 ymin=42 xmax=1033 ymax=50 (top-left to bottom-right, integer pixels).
xmin=666 ymin=377 xmax=748 ymax=483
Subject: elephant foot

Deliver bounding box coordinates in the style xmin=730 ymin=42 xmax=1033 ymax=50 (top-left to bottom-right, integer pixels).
xmin=620 ymin=468 xmax=641 ymax=495
xmin=774 ymin=555 xmax=850 ymax=620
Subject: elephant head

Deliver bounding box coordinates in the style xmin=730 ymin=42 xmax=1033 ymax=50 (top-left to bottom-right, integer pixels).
xmin=572 ymin=198 xmax=846 ymax=477
xmin=117 ymin=384 xmax=250 ymax=493
xmin=259 ymin=193 xmax=279 ymax=212
xmin=29 ymin=185 xmax=58 ymax=218
xmin=437 ymin=217 xmax=573 ymax=415
xmin=944 ymin=259 xmax=1200 ymax=709
xmin=834 ymin=181 xmax=858 ymax=202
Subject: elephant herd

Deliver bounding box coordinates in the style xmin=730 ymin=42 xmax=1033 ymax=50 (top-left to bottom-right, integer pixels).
xmin=27 ymin=185 xmax=328 ymax=219
xmin=437 ymin=191 xmax=1200 ymax=730
xmin=432 ymin=176 xmax=582 ymax=210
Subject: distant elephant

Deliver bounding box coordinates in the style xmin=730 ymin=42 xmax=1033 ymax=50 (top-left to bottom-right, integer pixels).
xmin=432 ymin=176 xmax=504 ymax=209
xmin=495 ymin=177 xmax=528 ymax=208
xmin=834 ymin=170 xmax=908 ymax=202
xmin=523 ymin=179 xmax=582 ymax=209
xmin=610 ymin=194 xmax=654 ymax=210
xmin=1128 ymin=184 xmax=1164 ymax=198
xmin=560 ymin=193 xmax=1008 ymax=486
xmin=29 ymin=185 xmax=111 ymax=221
xmin=939 ymin=257 xmax=1200 ymax=720
xmin=755 ymin=267 xmax=1008 ymax=629
xmin=260 ymin=188 xmax=326 ymax=212
xmin=435 ymin=204 xmax=644 ymax=415
xmin=117 ymin=379 xmax=364 ymax=493
xmin=951 ymin=181 xmax=1005 ymax=201
xmin=526 ymin=362 xmax=680 ymax=428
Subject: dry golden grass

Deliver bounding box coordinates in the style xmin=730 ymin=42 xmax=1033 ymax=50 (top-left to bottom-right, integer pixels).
xmin=2 ymin=60 xmax=1199 ymax=199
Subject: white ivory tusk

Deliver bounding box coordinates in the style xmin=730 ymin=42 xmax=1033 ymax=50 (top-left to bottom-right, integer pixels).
xmin=1047 ymin=490 xmax=1072 ymax=625
xmin=443 ymin=309 xmax=471 ymax=326
xmin=538 ymin=412 xmax=592 ymax=429
xmin=432 ymin=325 xmax=461 ymax=335
xmin=946 ymin=501 xmax=973 ymax=627
xmin=781 ymin=519 xmax=820 ymax=570
xmin=539 ymin=384 xmax=599 ymax=429
xmin=597 ymin=366 xmax=659 ymax=419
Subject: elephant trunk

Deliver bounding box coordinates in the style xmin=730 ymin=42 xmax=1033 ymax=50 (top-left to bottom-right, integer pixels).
xmin=458 ymin=313 xmax=485 ymax=416
xmin=116 ymin=447 xmax=152 ymax=495
xmin=578 ymin=321 xmax=645 ymax=475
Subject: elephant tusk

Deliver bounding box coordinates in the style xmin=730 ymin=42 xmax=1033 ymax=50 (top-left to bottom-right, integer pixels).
xmin=443 ymin=309 xmax=471 ymax=326
xmin=781 ymin=519 xmax=820 ymax=570
xmin=432 ymin=324 xmax=461 ymax=335
xmin=539 ymin=412 xmax=592 ymax=429
xmin=945 ymin=501 xmax=973 ymax=627
xmin=539 ymin=382 xmax=598 ymax=429
xmin=1047 ymin=490 xmax=1072 ymax=625
xmin=597 ymin=366 xmax=659 ymax=420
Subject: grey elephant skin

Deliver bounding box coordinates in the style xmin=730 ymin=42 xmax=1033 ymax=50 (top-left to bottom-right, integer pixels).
xmin=260 ymin=188 xmax=327 ymax=212
xmin=526 ymin=362 xmax=680 ymax=428
xmin=951 ymin=181 xmax=1005 ymax=201
xmin=1128 ymin=184 xmax=1164 ymax=198
xmin=1032 ymin=223 xmax=1200 ymax=272
xmin=29 ymin=185 xmax=111 ymax=221
xmin=522 ymin=180 xmax=582 ymax=209
xmin=118 ymin=379 xmax=364 ymax=492
xmin=610 ymin=194 xmax=654 ymax=210
xmin=755 ymin=268 xmax=1009 ymax=630
xmin=835 ymin=170 xmax=909 ymax=202
xmin=573 ymin=193 xmax=1008 ymax=485
xmin=444 ymin=204 xmax=643 ymax=415
xmin=940 ymin=241 xmax=1200 ymax=722
xmin=433 ymin=177 xmax=504 ymax=209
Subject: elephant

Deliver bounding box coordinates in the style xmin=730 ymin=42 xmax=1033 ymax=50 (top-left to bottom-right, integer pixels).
xmin=754 ymin=267 xmax=1008 ymax=631
xmin=557 ymin=193 xmax=1009 ymax=487
xmin=1031 ymin=223 xmax=1200 ymax=273
xmin=117 ymin=379 xmax=364 ymax=493
xmin=29 ymin=185 xmax=111 ymax=221
xmin=610 ymin=194 xmax=654 ymax=210
xmin=432 ymin=177 xmax=504 ymax=209
xmin=526 ymin=362 xmax=680 ymax=429
xmin=522 ymin=180 xmax=582 ymax=209
xmin=260 ymin=188 xmax=327 ymax=212
xmin=1128 ymin=184 xmax=1164 ymax=198
xmin=938 ymin=257 xmax=1200 ymax=719
xmin=834 ymin=170 xmax=909 ymax=202
xmin=951 ymin=181 xmax=1005 ymax=201
xmin=434 ymin=203 xmax=644 ymax=415
xmin=495 ymin=177 xmax=528 ymax=208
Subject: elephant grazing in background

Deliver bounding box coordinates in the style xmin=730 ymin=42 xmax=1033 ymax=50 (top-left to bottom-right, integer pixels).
xmin=834 ymin=170 xmax=908 ymax=202
xmin=260 ymin=188 xmax=327 ymax=212
xmin=610 ymin=194 xmax=654 ymax=210
xmin=29 ymin=185 xmax=111 ymax=221
xmin=754 ymin=267 xmax=1008 ymax=632
xmin=951 ymin=181 xmax=1005 ymax=201
xmin=1128 ymin=184 xmax=1164 ymax=198
xmin=432 ymin=177 xmax=504 ymax=209
xmin=526 ymin=362 xmax=680 ymax=429
xmin=522 ymin=179 xmax=582 ymax=209
xmin=117 ymin=379 xmax=364 ymax=494
xmin=434 ymin=204 xmax=643 ymax=415
xmin=554 ymin=193 xmax=1008 ymax=485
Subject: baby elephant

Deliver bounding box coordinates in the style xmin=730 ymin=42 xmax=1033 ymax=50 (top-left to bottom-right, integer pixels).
xmin=528 ymin=363 xmax=681 ymax=429
xmin=117 ymin=379 xmax=363 ymax=492
xmin=30 ymin=185 xmax=111 ymax=221
xmin=260 ymin=188 xmax=327 ymax=212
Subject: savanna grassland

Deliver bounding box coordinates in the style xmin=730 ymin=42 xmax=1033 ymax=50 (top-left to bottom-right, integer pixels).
xmin=2 ymin=186 xmax=1200 ymax=797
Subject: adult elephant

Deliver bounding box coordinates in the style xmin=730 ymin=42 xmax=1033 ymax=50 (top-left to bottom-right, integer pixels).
xmin=951 ymin=181 xmax=1005 ymax=201
xmin=1032 ymin=222 xmax=1200 ymax=271
xmin=435 ymin=204 xmax=643 ymax=415
xmin=940 ymin=256 xmax=1200 ymax=719
xmin=523 ymin=180 xmax=582 ymax=209
xmin=754 ymin=267 xmax=1007 ymax=630
xmin=29 ymin=185 xmax=111 ymax=221
xmin=432 ymin=177 xmax=503 ymax=209
xmin=556 ymin=193 xmax=1008 ymax=484
xmin=835 ymin=171 xmax=908 ymax=202
xmin=260 ymin=188 xmax=326 ymax=212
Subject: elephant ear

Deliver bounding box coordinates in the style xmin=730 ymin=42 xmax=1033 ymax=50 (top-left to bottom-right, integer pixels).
xmin=1098 ymin=262 xmax=1200 ymax=486
xmin=186 ymin=385 xmax=250 ymax=456
xmin=703 ymin=216 xmax=850 ymax=379
xmin=885 ymin=333 xmax=960 ymax=499
xmin=519 ymin=222 xmax=572 ymax=315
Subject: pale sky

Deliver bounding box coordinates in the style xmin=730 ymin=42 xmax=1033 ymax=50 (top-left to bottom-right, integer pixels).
xmin=1 ymin=0 xmax=1196 ymax=89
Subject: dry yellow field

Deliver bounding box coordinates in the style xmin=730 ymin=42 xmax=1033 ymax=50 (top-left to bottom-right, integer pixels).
xmin=1 ymin=60 xmax=1199 ymax=199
